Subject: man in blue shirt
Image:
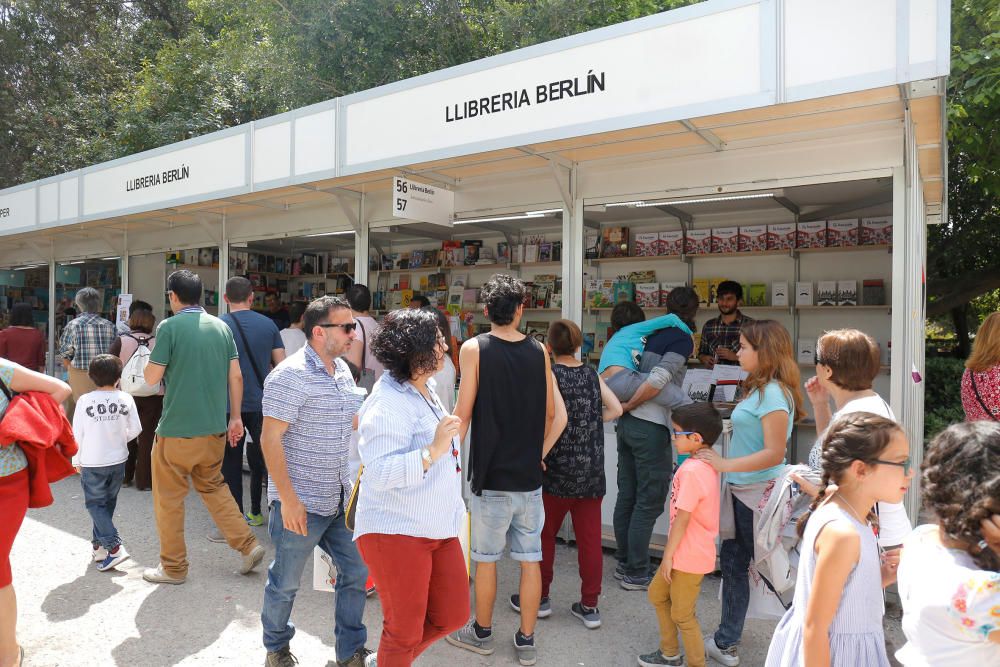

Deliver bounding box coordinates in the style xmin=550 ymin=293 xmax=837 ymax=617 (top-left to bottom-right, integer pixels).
xmin=218 ymin=277 xmax=285 ymax=529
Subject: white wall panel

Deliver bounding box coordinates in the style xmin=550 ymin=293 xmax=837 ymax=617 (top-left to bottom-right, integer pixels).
xmin=294 ymin=110 xmax=336 ymax=176
xmin=38 ymin=183 xmax=59 ymax=224
xmin=59 ymin=178 xmax=78 ymax=220
xmin=0 ymin=187 xmax=36 ymax=232
xmin=909 ymin=0 xmax=938 ymax=65
xmin=253 ymin=121 xmax=292 ymax=184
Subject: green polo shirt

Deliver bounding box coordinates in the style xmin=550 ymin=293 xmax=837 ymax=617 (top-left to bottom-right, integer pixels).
xmin=150 ymin=309 xmax=239 ymax=438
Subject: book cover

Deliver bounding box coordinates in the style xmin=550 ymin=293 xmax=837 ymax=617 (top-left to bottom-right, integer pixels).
xmin=584 ymin=233 xmax=601 ymax=259
xmin=410 ymin=250 xmax=424 ymax=268
xmin=861 ymin=217 xmax=892 ymax=245
xmin=862 ymin=279 xmax=885 ymax=305
xmin=636 ymin=283 xmax=659 ymax=308
xmin=837 ymin=280 xmax=858 ymax=305
xmin=550 ymin=293 xmax=563 ymax=309
xmin=766 ymin=223 xmax=796 ymax=250
xmin=816 ymin=281 xmax=838 ymax=306
xmin=399 ymin=290 xmax=413 ymax=308
xmin=212 ymin=248 xmax=220 ymax=267
xmin=746 ymin=283 xmax=767 ymax=307
xmin=462 ymin=288 xmax=479 ymax=309
xmin=198 ymin=248 xmax=213 ymax=266
xmin=772 ymin=281 xmax=789 ymax=307
xmin=601 ymin=227 xmax=629 ymax=258
xmin=659 ymin=281 xmax=687 ymax=307
xmin=463 ymin=241 xmax=482 ymax=266
xmin=634 ymin=232 xmax=659 ymax=257
xmin=627 ymin=270 xmax=657 ymax=284
xmin=265 ymin=255 xmax=277 ymax=272
xmin=827 ymin=219 xmax=859 ymax=247
xmin=398 ymin=273 xmax=412 ymax=291
xmin=538 ymin=242 xmax=553 ymax=263
xmin=693 ymin=278 xmax=711 ymax=305
xmin=738 ymin=225 xmax=768 ymax=252
xmin=184 ymin=249 xmax=199 ymax=266
xmin=419 ymin=275 xmax=429 ymax=291
xmin=552 ymin=241 xmax=562 ymax=262
xmin=797 ymin=338 xmax=816 ymax=365
xmin=524 ymin=244 xmax=539 ymax=263
xmin=658 ymin=230 xmax=684 ymax=255
xmin=685 ymin=229 xmax=712 ymax=255
xmin=795 ymin=281 xmax=814 ymax=306
xmin=496 ymin=242 xmax=510 ymax=263
xmin=275 ymin=257 xmax=285 ymax=274
xmin=585 ymin=279 xmax=615 ymax=308
xmin=708 ymin=277 xmax=729 ymax=304
xmin=710 ymin=227 xmax=739 ymax=254
xmin=613 ymin=281 xmax=635 ymax=303
xmin=795 ymin=221 xmax=827 ymax=249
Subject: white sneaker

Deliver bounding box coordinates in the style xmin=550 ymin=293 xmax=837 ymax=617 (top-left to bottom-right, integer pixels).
xmin=704 ymin=635 xmax=740 ymax=666
xmin=97 ymin=545 xmax=130 ymax=572
xmin=92 ymin=545 xmax=108 ymax=562
xmin=143 ymin=564 xmax=186 ymax=585
xmin=239 ymin=544 xmax=265 ymax=574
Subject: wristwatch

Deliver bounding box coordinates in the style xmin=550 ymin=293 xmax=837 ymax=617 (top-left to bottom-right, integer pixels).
xmin=421 ymin=447 xmax=433 ymax=465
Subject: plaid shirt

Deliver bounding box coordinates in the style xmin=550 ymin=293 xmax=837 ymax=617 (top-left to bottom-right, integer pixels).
xmin=698 ymin=311 xmax=753 ymax=364
xmin=59 ymin=313 xmax=116 ymax=370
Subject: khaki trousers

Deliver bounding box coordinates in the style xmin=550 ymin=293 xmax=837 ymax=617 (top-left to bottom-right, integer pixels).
xmin=152 ymin=434 xmax=258 ymax=577
xmin=66 ymin=365 xmax=97 ymax=421
xmin=648 ymin=569 xmax=706 ymax=666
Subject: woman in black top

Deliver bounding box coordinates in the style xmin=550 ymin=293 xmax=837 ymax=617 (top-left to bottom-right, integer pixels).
xmin=536 ymin=319 xmax=622 ymax=629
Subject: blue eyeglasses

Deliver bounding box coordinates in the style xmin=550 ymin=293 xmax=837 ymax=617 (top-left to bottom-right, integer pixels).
xmin=671 ymin=430 xmax=696 ymax=439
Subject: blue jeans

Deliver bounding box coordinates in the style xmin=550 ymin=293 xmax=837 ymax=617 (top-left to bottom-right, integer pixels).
xmin=714 ymin=495 xmax=754 ymax=649
xmin=261 ymin=500 xmax=368 ymax=660
xmin=80 ymin=463 xmax=125 ymax=550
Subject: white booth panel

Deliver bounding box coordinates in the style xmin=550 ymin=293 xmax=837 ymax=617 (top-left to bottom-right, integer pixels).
xmin=128 ymin=253 xmax=168 ymax=324
xmin=59 ymin=178 xmax=78 ymax=220
xmin=82 ymin=132 xmax=248 ymax=218
xmin=38 ymin=182 xmax=59 ymax=224
xmin=253 ymin=121 xmax=292 ymax=184
xmin=785 ymin=0 xmax=896 ymax=89
xmin=0 ymin=187 xmax=36 ymax=233
xmin=344 ymin=2 xmax=763 ymax=169
xmin=294 ymin=110 xmax=337 ymax=176
xmin=909 ymin=0 xmax=939 ymax=65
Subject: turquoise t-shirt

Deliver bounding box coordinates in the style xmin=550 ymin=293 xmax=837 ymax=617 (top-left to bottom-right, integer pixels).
xmin=598 ymin=314 xmax=692 ymax=372
xmin=0 ymin=359 xmax=28 ymax=476
xmin=727 ymin=380 xmax=793 ymax=485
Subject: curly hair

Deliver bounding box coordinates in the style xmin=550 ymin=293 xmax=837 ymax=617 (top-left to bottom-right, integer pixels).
xmin=370 ymin=308 xmax=441 ymax=383
xmin=922 ymin=421 xmax=1000 ymax=570
xmin=797 ymin=412 xmax=903 ymax=538
xmin=480 ymin=274 xmax=526 ymax=326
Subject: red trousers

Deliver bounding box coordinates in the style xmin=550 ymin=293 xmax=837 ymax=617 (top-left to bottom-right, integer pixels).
xmin=0 ymin=469 xmax=29 ymax=588
xmin=357 ymin=534 xmax=469 ymax=667
xmin=541 ymin=493 xmax=603 ymax=608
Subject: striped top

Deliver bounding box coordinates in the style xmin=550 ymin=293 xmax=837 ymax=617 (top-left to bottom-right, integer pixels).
xmin=0 ymin=359 xmax=28 ymax=477
xmin=262 ymin=345 xmax=366 ymax=516
xmin=58 ymin=313 xmax=116 ymax=370
xmin=353 ymin=373 xmax=465 ymax=541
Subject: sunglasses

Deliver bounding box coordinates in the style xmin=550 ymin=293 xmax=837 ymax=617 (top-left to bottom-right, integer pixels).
xmin=317 ymin=322 xmax=357 ymax=333
xmin=873 ymin=457 xmax=912 ymax=476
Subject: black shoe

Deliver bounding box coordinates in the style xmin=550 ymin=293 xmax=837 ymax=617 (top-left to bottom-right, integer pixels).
xmin=620 ymin=572 xmax=653 ymax=590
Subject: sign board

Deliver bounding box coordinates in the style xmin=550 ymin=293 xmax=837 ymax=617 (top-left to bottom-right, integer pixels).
xmin=0 ymin=187 xmax=37 ymax=232
xmin=392 ymin=177 xmax=454 ymax=227
xmin=116 ymin=294 xmax=133 ymax=329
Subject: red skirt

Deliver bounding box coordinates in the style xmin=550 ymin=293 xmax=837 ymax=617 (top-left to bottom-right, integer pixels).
xmin=0 ymin=468 xmax=29 ymax=588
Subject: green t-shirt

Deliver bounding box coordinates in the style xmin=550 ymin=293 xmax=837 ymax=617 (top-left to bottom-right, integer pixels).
xmin=150 ymin=310 xmax=239 ymax=438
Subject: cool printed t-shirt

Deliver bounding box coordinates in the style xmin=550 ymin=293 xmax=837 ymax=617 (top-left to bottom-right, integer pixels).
xmin=71 ymin=389 xmax=142 ymax=467
xmin=896 ymin=524 xmax=1000 ymax=665
xmin=669 ymin=457 xmax=720 ymax=574
xmin=149 ymin=309 xmax=239 ymax=438
xmin=727 ymin=381 xmax=793 ymax=485
xmin=221 ymin=310 xmax=283 ymax=413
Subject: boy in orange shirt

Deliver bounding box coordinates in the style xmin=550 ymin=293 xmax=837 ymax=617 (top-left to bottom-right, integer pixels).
xmin=639 ymin=402 xmax=722 ymax=667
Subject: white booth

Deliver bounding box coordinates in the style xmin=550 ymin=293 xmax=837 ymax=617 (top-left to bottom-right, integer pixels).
xmin=0 ymin=0 xmax=949 ymax=547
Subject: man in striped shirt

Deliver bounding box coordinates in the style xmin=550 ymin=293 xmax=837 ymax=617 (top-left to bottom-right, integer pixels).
xmin=259 ymin=296 xmax=374 ymax=667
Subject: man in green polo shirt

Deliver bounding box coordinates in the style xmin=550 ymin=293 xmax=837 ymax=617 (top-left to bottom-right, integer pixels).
xmin=141 ymin=269 xmax=265 ymax=585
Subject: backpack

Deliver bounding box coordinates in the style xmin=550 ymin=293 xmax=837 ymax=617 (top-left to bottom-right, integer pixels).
xmin=120 ymin=334 xmax=160 ymax=397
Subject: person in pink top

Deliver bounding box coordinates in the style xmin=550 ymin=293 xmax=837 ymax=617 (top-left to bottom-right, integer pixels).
xmin=639 ymin=402 xmax=722 ymax=667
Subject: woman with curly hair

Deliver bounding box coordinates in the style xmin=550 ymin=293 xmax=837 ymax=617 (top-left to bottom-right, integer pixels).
xmin=962 ymin=312 xmax=1000 ymax=421
xmin=896 ymin=421 xmax=1000 ymax=664
xmin=695 ymin=320 xmax=805 ymax=666
xmin=353 ymin=308 xmax=469 ymax=666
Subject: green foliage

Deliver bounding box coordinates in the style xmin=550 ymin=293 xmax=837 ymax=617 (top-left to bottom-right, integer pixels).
xmin=923 ymin=357 xmax=968 ymax=441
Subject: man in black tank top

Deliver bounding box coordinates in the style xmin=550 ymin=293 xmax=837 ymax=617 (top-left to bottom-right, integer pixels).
xmin=447 ymin=274 xmax=563 ymax=665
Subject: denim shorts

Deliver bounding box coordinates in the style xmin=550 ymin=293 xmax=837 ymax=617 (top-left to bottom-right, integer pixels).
xmin=470 ymin=487 xmax=544 ymax=563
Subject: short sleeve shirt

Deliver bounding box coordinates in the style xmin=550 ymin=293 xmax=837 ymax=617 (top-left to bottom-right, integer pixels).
xmin=149 ymin=310 xmax=239 ymax=438
xmin=221 ymin=310 xmax=283 ymax=413
xmin=669 ymin=458 xmax=720 ymax=574
xmin=727 ymin=381 xmax=793 ymax=485
xmin=0 ymin=359 xmax=27 ymax=476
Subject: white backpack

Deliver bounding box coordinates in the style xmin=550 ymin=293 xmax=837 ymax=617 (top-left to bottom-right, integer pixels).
xmin=120 ymin=334 xmax=159 ymax=397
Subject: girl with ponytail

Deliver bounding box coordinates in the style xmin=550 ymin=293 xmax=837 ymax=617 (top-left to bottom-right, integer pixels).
xmin=895 ymin=421 xmax=1000 ymax=664
xmin=766 ymin=413 xmax=911 ymax=667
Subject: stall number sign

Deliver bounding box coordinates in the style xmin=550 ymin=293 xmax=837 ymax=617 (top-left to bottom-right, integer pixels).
xmin=392 ymin=176 xmax=454 ymax=227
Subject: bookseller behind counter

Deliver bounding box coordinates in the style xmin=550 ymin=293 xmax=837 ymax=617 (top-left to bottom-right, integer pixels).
xmin=697 ymin=280 xmax=754 ymax=369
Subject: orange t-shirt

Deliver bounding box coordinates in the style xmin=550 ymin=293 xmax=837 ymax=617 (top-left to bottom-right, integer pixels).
xmin=669 ymin=457 xmax=720 ymax=574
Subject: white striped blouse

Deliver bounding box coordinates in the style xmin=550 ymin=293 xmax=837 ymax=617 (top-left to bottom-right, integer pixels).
xmin=353 ymin=373 xmax=466 ymax=541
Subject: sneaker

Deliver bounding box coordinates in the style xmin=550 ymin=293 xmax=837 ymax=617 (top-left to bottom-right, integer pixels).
xmin=637 ymin=649 xmax=683 ymax=666
xmin=97 ymin=545 xmax=130 ymax=572
xmin=239 ymin=544 xmax=266 ymax=574
xmin=570 ymin=601 xmax=602 ymax=629
xmin=207 ymin=528 xmax=227 ymax=543
xmin=514 ymin=631 xmax=536 ymax=666
xmin=142 ymin=564 xmax=186 ymax=585
xmin=366 ymin=583 xmax=377 ymax=598
xmin=704 ymin=635 xmax=740 ymax=667
xmin=614 ymin=563 xmax=626 ymax=580
xmin=509 ymin=594 xmax=552 ymax=618
xmin=336 ymin=647 xmax=376 ymax=667
xmin=265 ymin=646 xmax=299 ymax=667
xmin=245 ymin=512 xmax=264 ymax=526
xmin=92 ymin=544 xmax=108 ymax=563
xmin=445 ymin=620 xmax=495 ymax=655
xmin=620 ymin=572 xmax=654 ymax=590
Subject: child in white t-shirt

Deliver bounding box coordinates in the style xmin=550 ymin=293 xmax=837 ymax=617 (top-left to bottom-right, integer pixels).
xmin=896 ymin=421 xmax=1000 ymax=665
xmin=72 ymin=354 xmax=141 ymax=572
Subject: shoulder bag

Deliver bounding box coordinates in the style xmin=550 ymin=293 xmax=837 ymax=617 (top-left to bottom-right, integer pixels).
xmin=230 ymin=314 xmax=268 ymax=392
xmin=345 ymin=464 xmax=363 ymax=531
xmin=354 ymin=318 xmax=377 ymax=393
xmin=969 ymin=371 xmax=1000 ymax=421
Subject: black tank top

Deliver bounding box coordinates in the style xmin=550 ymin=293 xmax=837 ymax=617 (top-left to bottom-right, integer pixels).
xmin=469 ymin=333 xmax=547 ymax=494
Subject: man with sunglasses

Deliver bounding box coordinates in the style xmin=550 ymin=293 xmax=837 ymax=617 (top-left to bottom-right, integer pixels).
xmin=259 ymin=296 xmax=374 ymax=667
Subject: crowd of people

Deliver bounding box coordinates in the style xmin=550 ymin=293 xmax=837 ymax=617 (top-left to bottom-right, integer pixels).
xmin=0 ymin=270 xmax=998 ymax=667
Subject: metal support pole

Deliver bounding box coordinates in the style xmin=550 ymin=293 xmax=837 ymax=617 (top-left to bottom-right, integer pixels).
xmin=47 ymin=244 xmax=56 ymax=376
xmin=219 ymin=213 xmax=229 ymax=316
xmin=355 ymin=194 xmax=369 ymax=287
xmin=563 ymin=166 xmax=583 ymax=327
